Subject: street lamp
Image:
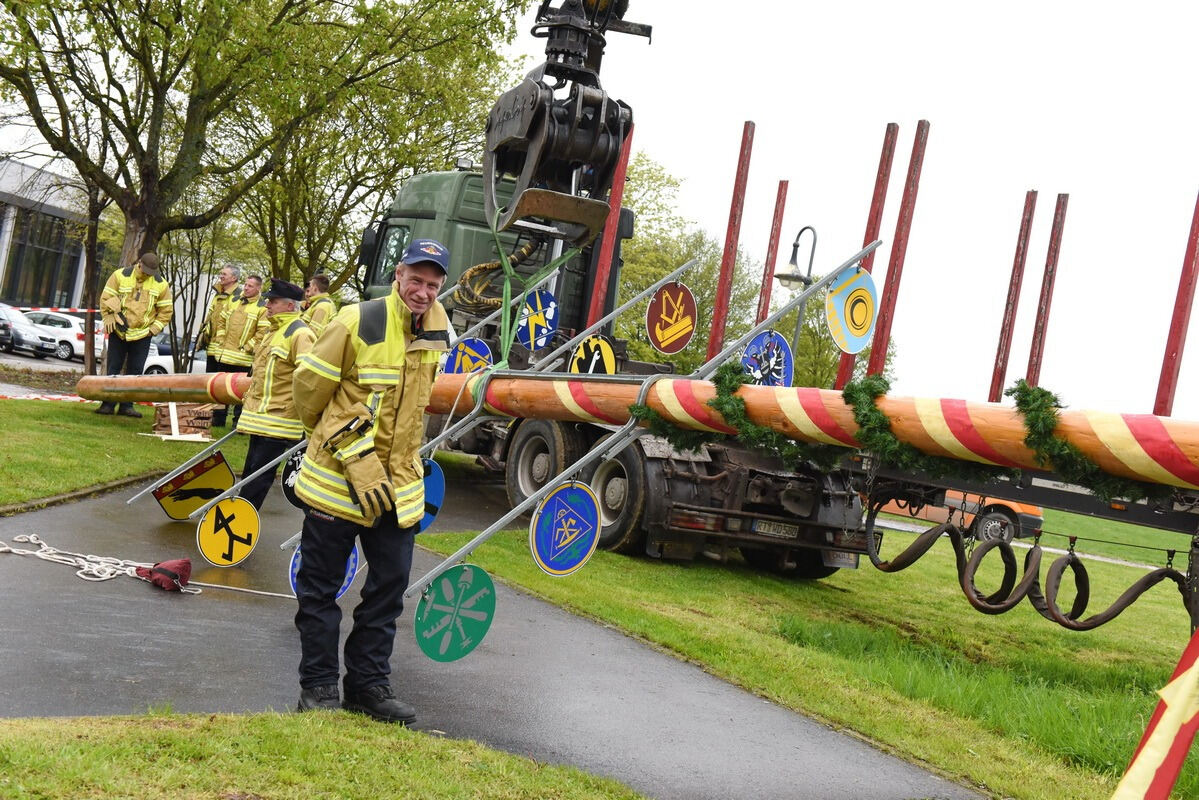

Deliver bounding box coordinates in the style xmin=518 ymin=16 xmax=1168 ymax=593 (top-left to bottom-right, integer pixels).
xmin=775 ymin=226 xmax=817 ymax=357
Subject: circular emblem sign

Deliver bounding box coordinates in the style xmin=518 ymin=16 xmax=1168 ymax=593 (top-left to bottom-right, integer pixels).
xmin=515 ymin=289 xmax=559 ymax=351
xmin=740 ymin=330 xmax=794 ymax=387
xmin=825 ymin=267 xmax=878 ymax=355
xmin=445 ymin=337 xmax=493 ymax=374
xmin=529 ymin=482 xmax=600 ymax=577
xmin=288 ymin=542 xmax=360 ymax=600
xmin=414 ymin=564 xmax=496 ymax=662
xmin=569 ymin=334 xmax=617 ymax=374
xmin=281 ymin=448 xmax=305 ymax=509
xmin=420 ymin=458 xmax=445 ymax=533
xmin=196 ymin=497 xmax=260 ymax=567
xmin=645 ymin=282 xmax=697 ymax=355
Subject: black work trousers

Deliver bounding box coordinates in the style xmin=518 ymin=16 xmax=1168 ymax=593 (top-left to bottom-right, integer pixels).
xmin=206 ymin=354 xmax=250 ymax=427
xmin=240 ymin=434 xmax=295 ymax=510
xmin=104 ymin=334 xmax=152 ymax=412
xmin=294 ymin=506 xmax=417 ymax=693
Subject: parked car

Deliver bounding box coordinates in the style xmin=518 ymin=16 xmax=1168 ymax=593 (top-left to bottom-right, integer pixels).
xmin=23 ymin=310 xmax=104 ymax=361
xmin=143 ymin=347 xmax=207 ymax=375
xmin=0 ymin=303 xmax=56 ymax=359
xmin=879 ymin=490 xmax=1043 ymax=543
xmin=151 ymin=331 xmax=198 ymax=358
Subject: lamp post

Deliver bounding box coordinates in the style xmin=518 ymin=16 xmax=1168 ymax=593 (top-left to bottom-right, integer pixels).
xmin=774 ymin=226 xmax=817 ymax=358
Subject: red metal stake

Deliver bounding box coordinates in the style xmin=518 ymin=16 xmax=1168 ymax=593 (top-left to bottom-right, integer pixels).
xmin=835 ymin=123 xmax=899 ymax=388
xmin=989 ymin=190 xmax=1038 ymax=402
xmin=708 ymin=121 xmax=755 ymax=360
xmin=867 ymin=120 xmax=929 ymax=377
xmin=756 ymin=180 xmax=789 ymax=324
xmin=1025 ymin=193 xmax=1069 ymax=388
xmin=586 ymin=124 xmax=635 ymax=327
xmin=1154 ymin=190 xmax=1199 ymax=416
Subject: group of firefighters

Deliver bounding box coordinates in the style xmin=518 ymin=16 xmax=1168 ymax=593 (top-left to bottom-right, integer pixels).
xmin=92 ymin=240 xmax=453 ymax=726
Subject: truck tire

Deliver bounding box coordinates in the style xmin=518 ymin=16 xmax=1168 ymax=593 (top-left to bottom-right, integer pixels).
xmin=504 ymin=419 xmax=587 ymax=508
xmin=971 ymin=510 xmax=1017 ymax=543
xmin=582 ymin=437 xmax=647 ymax=553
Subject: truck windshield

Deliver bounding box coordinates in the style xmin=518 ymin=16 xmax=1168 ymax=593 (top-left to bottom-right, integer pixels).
xmin=371 ymin=224 xmax=411 ymax=287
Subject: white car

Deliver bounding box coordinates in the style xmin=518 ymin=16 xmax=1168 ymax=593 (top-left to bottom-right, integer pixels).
xmin=143 ymin=348 xmax=207 ymax=375
xmin=23 ymin=310 xmax=105 ymax=361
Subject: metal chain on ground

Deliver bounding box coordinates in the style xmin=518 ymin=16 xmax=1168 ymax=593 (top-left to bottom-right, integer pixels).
xmin=0 ymin=533 xmax=201 ymax=593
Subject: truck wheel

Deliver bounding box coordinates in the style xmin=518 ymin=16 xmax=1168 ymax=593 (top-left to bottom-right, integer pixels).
xmin=505 ymin=419 xmax=587 ymax=508
xmin=583 ymin=438 xmax=647 ymax=553
xmin=972 ymin=510 xmax=1017 ymax=543
xmin=739 ymin=546 xmax=839 ymax=580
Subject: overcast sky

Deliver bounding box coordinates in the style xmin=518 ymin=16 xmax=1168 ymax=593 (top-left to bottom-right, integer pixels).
xmin=511 ymin=1 xmax=1199 ymax=419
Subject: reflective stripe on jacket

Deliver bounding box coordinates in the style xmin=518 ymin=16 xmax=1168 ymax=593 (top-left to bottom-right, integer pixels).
xmin=301 ymin=293 xmax=336 ymax=338
xmin=215 ymin=296 xmax=269 ymax=367
xmin=236 ymin=311 xmax=315 ymax=440
xmin=293 ymin=289 xmax=449 ymax=526
xmin=99 ymin=267 xmax=173 ymax=342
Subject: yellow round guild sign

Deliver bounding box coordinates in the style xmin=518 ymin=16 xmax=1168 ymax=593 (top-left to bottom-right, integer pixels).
xmin=196 ymin=497 xmax=260 ymax=567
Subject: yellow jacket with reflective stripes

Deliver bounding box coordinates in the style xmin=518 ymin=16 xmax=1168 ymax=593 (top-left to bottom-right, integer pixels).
xmin=292 ymin=289 xmax=449 ymax=526
xmin=236 ymin=311 xmax=315 ymax=440
xmin=214 ymin=295 xmax=269 ymax=366
xmin=301 ymin=293 xmax=336 ymax=338
xmin=200 ymin=285 xmax=240 ymax=360
xmin=99 ymin=266 xmax=173 ymax=342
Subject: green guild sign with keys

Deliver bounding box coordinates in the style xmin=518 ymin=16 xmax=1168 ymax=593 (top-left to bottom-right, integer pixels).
xmin=414 ymin=564 xmax=496 ymax=662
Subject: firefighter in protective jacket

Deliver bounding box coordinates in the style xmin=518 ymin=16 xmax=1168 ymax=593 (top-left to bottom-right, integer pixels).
xmin=290 ymin=238 xmax=450 ymax=724
xmin=95 ymin=252 xmax=172 ymax=417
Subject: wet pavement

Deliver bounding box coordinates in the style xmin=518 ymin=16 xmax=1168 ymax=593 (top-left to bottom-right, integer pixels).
xmin=0 ymin=466 xmax=980 ymax=800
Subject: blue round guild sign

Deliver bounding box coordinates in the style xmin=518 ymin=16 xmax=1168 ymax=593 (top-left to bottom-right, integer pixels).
xmin=420 ymin=458 xmax=445 ymax=533
xmin=529 ymin=481 xmax=600 ymax=576
xmin=289 ymin=542 xmax=360 ymax=600
xmin=515 ymin=289 xmax=559 ymax=351
xmin=825 ymin=267 xmax=877 ymax=355
xmin=445 ymin=337 xmax=493 ymax=374
xmin=740 ymin=330 xmax=794 ymax=387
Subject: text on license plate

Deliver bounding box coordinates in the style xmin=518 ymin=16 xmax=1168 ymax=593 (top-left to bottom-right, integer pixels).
xmin=753 ymin=519 xmax=799 ymax=538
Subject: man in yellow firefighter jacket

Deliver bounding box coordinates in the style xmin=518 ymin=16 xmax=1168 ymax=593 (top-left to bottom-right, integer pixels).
xmin=291 ymin=238 xmax=451 ymax=723
xmin=210 ymin=274 xmax=269 ymax=428
xmin=235 ymin=279 xmax=315 ymax=510
xmin=95 ymin=252 xmax=172 ymax=417
xmin=301 ymin=273 xmax=336 ymax=337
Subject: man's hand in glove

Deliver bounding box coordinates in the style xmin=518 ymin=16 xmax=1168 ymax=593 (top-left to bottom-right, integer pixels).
xmin=343 ymin=451 xmax=394 ymax=522
xmin=102 ymin=317 xmax=117 ymax=334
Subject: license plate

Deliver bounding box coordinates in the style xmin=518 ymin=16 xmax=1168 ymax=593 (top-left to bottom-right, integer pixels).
xmin=829 ymin=530 xmax=867 ymax=549
xmin=753 ymin=519 xmax=799 ymax=539
xmin=822 ymin=551 xmax=859 ymax=569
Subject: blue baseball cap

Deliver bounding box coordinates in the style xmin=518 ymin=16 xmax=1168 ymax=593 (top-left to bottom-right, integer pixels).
xmin=400 ymin=238 xmax=449 ymax=275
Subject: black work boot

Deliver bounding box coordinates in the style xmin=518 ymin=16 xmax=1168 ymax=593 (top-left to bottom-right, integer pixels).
xmin=117 ymin=403 xmax=142 ymax=418
xmin=297 ymin=684 xmax=340 ymax=712
xmin=94 ymin=402 xmax=115 ymax=415
xmin=343 ymin=685 xmax=416 ymax=725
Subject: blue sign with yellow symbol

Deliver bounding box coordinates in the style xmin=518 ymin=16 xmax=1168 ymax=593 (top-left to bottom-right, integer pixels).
xmin=825 ymin=267 xmax=878 ymax=355
xmin=529 ymin=482 xmax=600 ymax=576
xmin=741 ymin=330 xmax=794 ymax=387
xmin=289 ymin=542 xmax=359 ymax=600
xmin=420 ymin=458 xmax=444 ymax=533
xmin=414 ymin=564 xmax=496 ymax=662
xmin=445 ymin=337 xmax=493 ymax=374
xmin=515 ymin=289 xmax=559 ymax=351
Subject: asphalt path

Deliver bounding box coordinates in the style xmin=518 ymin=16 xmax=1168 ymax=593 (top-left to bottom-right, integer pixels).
xmin=0 ymin=449 xmax=981 ymax=799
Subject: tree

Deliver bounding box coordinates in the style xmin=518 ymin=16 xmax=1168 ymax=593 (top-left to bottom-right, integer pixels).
xmin=0 ymin=0 xmax=528 ymax=265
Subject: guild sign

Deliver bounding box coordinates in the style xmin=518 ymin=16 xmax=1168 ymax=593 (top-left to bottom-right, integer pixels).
xmin=515 ymin=289 xmax=559 ymax=351
xmin=196 ymin=497 xmax=260 ymax=567
xmin=152 ymin=451 xmax=236 ymax=521
xmin=445 ymin=337 xmax=493 ymax=374
xmin=569 ymin=334 xmax=617 ymax=374
xmin=288 ymin=542 xmax=360 ymax=601
xmin=413 ymin=564 xmax=496 ymax=662
xmin=529 ymin=482 xmax=600 ymax=577
xmin=645 ymin=282 xmax=697 ymax=355
xmin=740 ymin=330 xmax=794 ymax=387
xmin=420 ymin=458 xmax=445 ymax=533
xmin=281 ymin=448 xmax=305 ymax=509
xmin=825 ymin=267 xmax=878 ymax=355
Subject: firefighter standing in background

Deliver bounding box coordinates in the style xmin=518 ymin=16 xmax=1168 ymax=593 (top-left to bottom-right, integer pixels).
xmin=197 ymin=264 xmax=242 ymax=424
xmin=235 ymin=279 xmax=315 ymax=510
xmin=301 ymin=273 xmax=336 ymax=338
xmin=290 ymin=238 xmax=451 ymax=724
xmin=95 ymin=252 xmax=172 ymax=417
xmin=210 ymin=274 xmax=269 ymax=428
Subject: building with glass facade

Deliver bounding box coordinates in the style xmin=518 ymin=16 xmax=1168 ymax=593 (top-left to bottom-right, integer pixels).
xmin=0 ymin=160 xmax=87 ymax=309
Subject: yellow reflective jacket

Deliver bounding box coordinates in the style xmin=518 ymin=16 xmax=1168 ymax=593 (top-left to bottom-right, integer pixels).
xmin=301 ymin=293 xmax=336 ymax=338
xmin=99 ymin=266 xmax=173 ymax=342
xmin=236 ymin=311 xmax=316 ymax=441
xmin=293 ymin=290 xmax=449 ymax=526
xmin=200 ymin=285 xmax=241 ymax=360
xmin=214 ymin=295 xmax=269 ymax=367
